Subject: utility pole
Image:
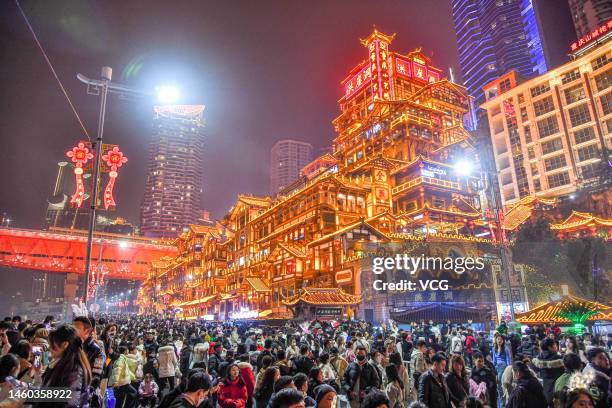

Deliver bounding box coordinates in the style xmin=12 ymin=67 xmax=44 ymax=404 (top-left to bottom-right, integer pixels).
xmin=77 ymin=68 xmax=151 ymax=305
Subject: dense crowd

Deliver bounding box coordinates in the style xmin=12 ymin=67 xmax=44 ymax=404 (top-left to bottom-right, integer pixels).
xmin=0 ymin=313 xmax=610 ymax=408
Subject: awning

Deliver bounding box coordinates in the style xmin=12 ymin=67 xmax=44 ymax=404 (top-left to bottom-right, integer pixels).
xmin=244 ymin=277 xmax=271 ymax=293
xmin=390 ymin=303 xmax=492 ymax=323
xmin=282 ymin=287 xmax=361 ymax=306
xmin=220 ymin=293 xmax=237 ymax=301
xmin=183 ymin=295 xmax=216 ymax=307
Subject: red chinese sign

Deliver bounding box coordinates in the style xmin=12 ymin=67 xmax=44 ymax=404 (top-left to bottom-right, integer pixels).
xmin=570 ymin=20 xmax=612 ymax=52
xmin=394 ymin=56 xmax=441 ymax=83
xmin=66 ymin=142 xmax=94 ymax=208
xmin=343 ymin=64 xmax=372 ymax=100
xmin=102 ymin=146 xmax=128 ymax=210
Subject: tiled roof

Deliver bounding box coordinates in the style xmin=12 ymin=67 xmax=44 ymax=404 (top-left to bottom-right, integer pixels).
xmin=282 ymin=287 xmax=361 ymax=306
xmin=550 ymin=211 xmax=612 ymax=231
xmin=516 ymin=295 xmax=612 ymax=324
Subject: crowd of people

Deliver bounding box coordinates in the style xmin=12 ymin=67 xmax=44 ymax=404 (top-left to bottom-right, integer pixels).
xmin=0 ymin=313 xmax=610 ymax=408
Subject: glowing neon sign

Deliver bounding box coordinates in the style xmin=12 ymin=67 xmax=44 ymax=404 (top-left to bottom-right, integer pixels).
xmin=102 ymin=146 xmax=128 ymax=210
xmin=343 ymin=64 xmax=372 ymax=99
xmin=570 ymin=21 xmax=612 ymax=52
xmin=66 ymin=142 xmax=94 ymax=208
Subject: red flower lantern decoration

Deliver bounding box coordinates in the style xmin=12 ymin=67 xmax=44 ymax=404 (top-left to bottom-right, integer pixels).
xmin=66 ymin=142 xmax=94 ymax=208
xmin=102 ymin=146 xmax=128 ymax=210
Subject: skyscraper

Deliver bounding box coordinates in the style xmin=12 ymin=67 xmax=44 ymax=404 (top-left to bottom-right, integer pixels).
xmin=451 ymin=0 xmax=574 ymax=109
xmin=140 ymin=105 xmax=205 ymax=238
xmin=568 ymin=0 xmax=612 ymax=38
xmin=270 ymin=140 xmax=313 ymax=194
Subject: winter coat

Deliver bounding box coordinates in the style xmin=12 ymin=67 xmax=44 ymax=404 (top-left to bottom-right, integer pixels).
xmin=190 ymin=342 xmax=209 ymax=368
xmin=330 ymin=355 xmax=348 ymax=387
xmin=506 ymin=377 xmax=548 ymax=408
xmin=342 ymin=361 xmax=381 ymax=401
xmin=208 ymin=352 xmax=222 ymax=376
xmin=138 ymin=380 xmax=159 ymax=396
xmin=35 ymin=361 xmax=91 ymax=408
xmin=179 ymin=345 xmax=191 ymax=376
xmin=445 ymin=372 xmax=469 ymax=407
xmin=292 ymin=354 xmax=314 ymax=376
xmin=237 ymin=362 xmax=255 ymax=401
xmin=471 ymin=365 xmax=497 ymax=407
xmin=450 ymin=336 xmax=463 ymax=354
xmin=418 ymin=369 xmax=451 ymax=408
xmin=410 ymin=349 xmax=427 ymax=375
xmin=158 ymin=345 xmax=179 ymax=378
xmin=385 ymin=381 xmax=405 ymax=408
xmin=533 ymin=350 xmax=564 ymax=404
xmin=218 ymin=377 xmax=248 ymax=408
xmin=111 ymin=354 xmax=136 ymax=387
xmin=492 ymin=346 xmax=512 ymax=371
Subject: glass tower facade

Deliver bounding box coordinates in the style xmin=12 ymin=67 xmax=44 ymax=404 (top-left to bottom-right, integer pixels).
xmin=452 ymin=0 xmax=548 ymax=109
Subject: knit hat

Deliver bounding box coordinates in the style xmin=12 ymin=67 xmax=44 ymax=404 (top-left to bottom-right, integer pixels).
xmin=314 ymin=384 xmax=336 ymax=404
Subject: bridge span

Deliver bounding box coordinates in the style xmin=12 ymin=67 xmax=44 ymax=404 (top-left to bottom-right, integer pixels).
xmin=0 ymin=227 xmax=177 ymax=280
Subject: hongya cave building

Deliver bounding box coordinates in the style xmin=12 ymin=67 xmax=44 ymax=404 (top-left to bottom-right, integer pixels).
xmin=139 ymin=30 xmax=534 ymax=323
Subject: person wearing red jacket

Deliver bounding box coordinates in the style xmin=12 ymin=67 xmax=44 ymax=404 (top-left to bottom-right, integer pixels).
xmin=237 ymin=357 xmax=256 ymax=408
xmin=218 ymin=363 xmax=248 ymax=408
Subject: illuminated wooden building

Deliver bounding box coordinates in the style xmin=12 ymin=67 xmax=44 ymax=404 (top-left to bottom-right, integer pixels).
xmin=139 ymin=30 xmax=501 ymax=322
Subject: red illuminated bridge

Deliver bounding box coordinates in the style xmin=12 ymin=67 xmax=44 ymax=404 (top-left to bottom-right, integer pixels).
xmin=0 ymin=227 xmax=177 ymax=280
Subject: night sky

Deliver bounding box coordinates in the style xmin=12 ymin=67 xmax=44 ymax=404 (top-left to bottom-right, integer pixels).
xmin=0 ymin=0 xmax=461 ymax=229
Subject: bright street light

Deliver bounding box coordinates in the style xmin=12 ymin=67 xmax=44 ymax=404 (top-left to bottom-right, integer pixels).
xmin=454 ymin=159 xmax=474 ymax=176
xmin=157 ymin=85 xmax=180 ymax=104
xmin=119 ymin=241 xmax=128 ymax=249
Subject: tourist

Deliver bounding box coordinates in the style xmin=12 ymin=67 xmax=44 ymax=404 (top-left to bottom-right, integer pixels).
xmin=292 ymin=373 xmax=316 ymax=407
xmin=138 ymin=373 xmax=159 ymax=407
xmin=111 ymin=343 xmax=137 ymax=408
xmin=470 ymin=353 xmax=496 ymax=407
xmin=417 ymin=352 xmax=451 ymax=408
xmin=313 ymin=384 xmax=336 ymax=408
xmin=268 ymin=388 xmax=305 ymax=408
xmin=343 ymin=342 xmax=380 ymax=407
xmin=445 ymin=354 xmax=469 ymax=407
xmin=533 ymin=338 xmax=564 ymax=406
xmin=384 ymin=364 xmax=405 ymax=408
xmin=505 ymin=361 xmax=547 ymax=408
xmin=410 ymin=340 xmax=428 ymax=387
xmin=158 ymin=338 xmax=180 ymax=392
xmin=582 ymin=347 xmax=611 ymax=408
xmin=167 ymin=371 xmax=212 ymax=408
xmin=561 ymin=388 xmax=595 ymax=408
xmin=254 ymin=366 xmax=279 ymax=408
xmin=218 ymin=363 xmax=248 ymax=408
xmin=36 ymin=324 xmax=91 ymax=408
xmin=492 ymin=334 xmax=512 ymax=405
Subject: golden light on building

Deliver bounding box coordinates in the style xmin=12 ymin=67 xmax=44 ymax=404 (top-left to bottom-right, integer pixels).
xmin=139 ymin=30 xmax=504 ymax=321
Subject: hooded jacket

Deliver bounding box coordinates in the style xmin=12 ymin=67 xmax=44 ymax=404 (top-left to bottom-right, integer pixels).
xmin=533 ymin=349 xmax=564 ymax=403
xmin=111 ymin=354 xmax=136 ymax=387
xmin=237 ymin=361 xmax=255 ymax=401
xmin=158 ymin=345 xmax=179 ymax=378
xmin=418 ymin=369 xmax=451 ymax=408
xmin=506 ymin=376 xmax=548 ymax=408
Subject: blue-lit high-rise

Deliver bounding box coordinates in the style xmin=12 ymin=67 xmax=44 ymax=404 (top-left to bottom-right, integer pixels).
xmin=451 ymin=0 xmax=553 ymax=109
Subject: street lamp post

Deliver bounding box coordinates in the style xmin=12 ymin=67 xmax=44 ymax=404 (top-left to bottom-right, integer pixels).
xmin=77 ymin=67 xmax=162 ymax=305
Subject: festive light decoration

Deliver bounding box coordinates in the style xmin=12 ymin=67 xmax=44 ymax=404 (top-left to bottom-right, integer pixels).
xmin=102 ymin=146 xmax=128 ymax=210
xmin=66 ymin=142 xmax=94 ymax=208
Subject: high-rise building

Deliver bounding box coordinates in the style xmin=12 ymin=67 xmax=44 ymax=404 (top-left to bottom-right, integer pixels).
xmin=451 ymin=0 xmax=575 ymax=110
xmin=480 ymin=37 xmax=611 ymax=208
xmin=270 ymin=140 xmax=313 ymax=194
xmin=569 ymin=0 xmax=612 ymax=38
xmin=140 ymin=105 xmax=206 ymax=238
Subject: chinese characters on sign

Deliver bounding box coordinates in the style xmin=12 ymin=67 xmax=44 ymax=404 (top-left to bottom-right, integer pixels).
xmin=343 ymin=64 xmax=372 ymax=99
xmin=570 ymin=20 xmax=612 ymax=52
